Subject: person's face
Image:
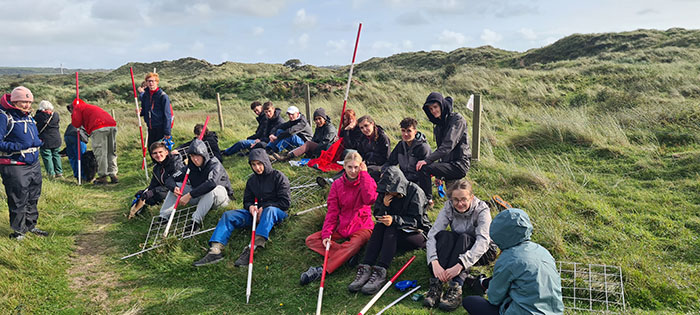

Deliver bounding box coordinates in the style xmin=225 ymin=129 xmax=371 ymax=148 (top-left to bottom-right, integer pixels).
xmin=451 ymin=189 xmax=473 ymax=213
xmin=189 ymin=154 xmax=204 ymax=167
xmin=13 ymin=101 xmax=32 ymax=113
xmin=287 ymin=112 xmax=300 ymax=121
xmin=401 ymin=126 xmax=417 ymax=143
xmin=428 ymin=102 xmax=441 ymax=119
xmin=359 ymin=120 xmax=374 ymax=136
xmin=344 ymin=159 xmax=361 ymax=180
xmin=253 ymin=106 xmax=263 ymax=116
xmin=250 ymin=160 xmax=265 ymax=174
xmin=314 ymin=116 xmax=326 ymax=127
xmin=146 ymin=77 xmax=159 ymax=91
xmin=264 ymin=107 xmax=275 ymax=119
xmin=150 ymin=147 xmax=168 ymax=163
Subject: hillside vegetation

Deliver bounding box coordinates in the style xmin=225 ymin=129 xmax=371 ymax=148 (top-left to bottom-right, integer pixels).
xmin=1 ymin=28 xmax=699 ymax=314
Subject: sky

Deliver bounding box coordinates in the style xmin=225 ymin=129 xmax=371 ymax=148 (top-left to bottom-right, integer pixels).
xmin=2 ymin=0 xmax=700 ymax=69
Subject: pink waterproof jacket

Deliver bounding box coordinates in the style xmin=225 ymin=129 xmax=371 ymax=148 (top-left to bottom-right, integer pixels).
xmin=322 ymin=171 xmax=377 ymax=239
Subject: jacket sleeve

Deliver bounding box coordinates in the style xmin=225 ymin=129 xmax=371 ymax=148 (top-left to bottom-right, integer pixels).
xmin=243 ymin=178 xmax=256 ymax=210
xmin=162 ymin=94 xmax=173 ymax=136
xmin=458 ymin=203 xmax=493 ymax=269
xmin=145 ymin=172 xmax=160 ymax=191
xmin=188 ymin=163 xmax=222 ymax=198
xmin=34 ymin=113 xmax=47 ymax=134
xmin=249 ymin=117 xmax=265 ymax=140
xmin=165 ymin=165 xmax=187 ymax=192
xmin=372 ymin=192 xmax=388 ymax=217
xmin=0 ymin=114 xmax=24 ymax=152
xmin=367 ymin=132 xmax=390 ymax=165
xmin=138 ymin=94 xmax=146 ymax=118
xmin=321 ymin=183 xmax=341 ymax=239
xmin=79 ymin=127 xmax=89 ymax=143
xmin=416 ymin=142 xmax=431 ymax=160
xmin=359 ymin=171 xmax=378 ymax=206
xmin=71 ymin=109 xmax=83 ymax=129
xmin=316 ymin=125 xmax=335 ymax=148
xmin=278 ymin=119 xmax=307 ymax=139
xmin=272 ymin=172 xmax=291 ymax=211
xmin=272 ymin=120 xmax=292 ymax=138
xmin=486 ymin=259 xmax=513 ymax=306
xmin=425 ymin=116 xmax=465 ymax=164
xmin=425 ymin=206 xmax=451 ymax=264
xmin=392 ymin=188 xmax=424 ymax=229
xmin=382 ymin=143 xmax=400 ymax=172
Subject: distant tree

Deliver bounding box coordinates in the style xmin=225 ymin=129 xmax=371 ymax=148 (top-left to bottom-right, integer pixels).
xmin=284 ymin=59 xmax=302 ymax=69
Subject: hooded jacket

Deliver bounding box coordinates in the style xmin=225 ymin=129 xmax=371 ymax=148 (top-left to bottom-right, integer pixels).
xmin=0 ymin=94 xmax=42 ymax=164
xmin=488 ymin=209 xmax=564 ymax=315
xmin=243 ymin=148 xmax=291 ymax=211
xmin=426 ymin=195 xmax=494 ymax=269
xmin=262 ymin=108 xmax=285 ymax=139
xmin=322 ymin=170 xmax=377 ymax=239
xmin=383 ymin=131 xmax=431 ymax=180
xmin=422 ymin=92 xmax=471 ymax=166
xmin=34 ymin=110 xmax=62 ymax=149
xmin=64 ymin=124 xmax=89 ymax=144
xmin=178 ymin=131 xmax=223 ymax=162
xmin=340 ymin=125 xmax=363 ymax=150
xmin=70 ymin=99 xmax=116 ymax=135
xmin=247 ymin=112 xmax=267 ymax=140
xmin=356 ymin=125 xmax=391 ymax=166
xmin=273 ymin=113 xmax=313 ymax=142
xmin=168 ymin=139 xmax=233 ymax=199
xmin=374 ymin=166 xmax=432 ymax=234
xmin=147 ymin=152 xmax=185 ymax=192
xmin=310 ymin=108 xmax=336 ymax=153
xmin=139 ymin=88 xmax=173 ymax=136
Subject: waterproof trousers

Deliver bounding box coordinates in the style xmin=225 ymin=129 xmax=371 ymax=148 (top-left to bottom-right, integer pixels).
xmin=362 ymin=223 xmax=426 ymax=269
xmin=159 ymin=184 xmax=230 ymax=224
xmin=0 ymin=162 xmax=42 ymax=233
xmin=306 ymin=229 xmax=372 ymax=274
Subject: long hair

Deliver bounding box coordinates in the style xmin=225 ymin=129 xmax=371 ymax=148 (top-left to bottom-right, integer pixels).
xmin=358 ymin=115 xmax=378 ymax=141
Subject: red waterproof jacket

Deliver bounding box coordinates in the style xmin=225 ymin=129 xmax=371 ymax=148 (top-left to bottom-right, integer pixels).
xmin=70 ymin=98 xmax=116 ymax=135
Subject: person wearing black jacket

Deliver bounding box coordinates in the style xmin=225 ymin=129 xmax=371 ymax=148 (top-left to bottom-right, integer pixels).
xmin=223 ymin=101 xmax=264 ymax=156
xmin=348 ymin=166 xmax=432 ymax=295
xmin=193 ymin=148 xmax=290 ymax=267
xmin=159 ymin=139 xmax=233 ymax=232
xmin=63 ymin=124 xmax=88 ymax=180
xmin=266 ymin=105 xmax=312 ymax=153
xmin=383 ymin=117 xmax=433 ymax=200
xmin=176 ymin=124 xmax=223 ymax=162
xmin=355 ymin=115 xmax=391 ymax=182
xmin=129 ymin=141 xmax=185 ymax=217
xmin=273 ymin=107 xmax=336 ymax=161
xmin=416 ymin=92 xmax=471 ymax=184
xmin=34 ymin=100 xmax=63 ymax=177
xmin=339 ymin=109 xmax=363 ymax=152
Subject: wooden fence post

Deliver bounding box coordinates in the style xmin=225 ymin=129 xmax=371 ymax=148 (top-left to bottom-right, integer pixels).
xmin=471 ymin=94 xmax=482 ymax=162
xmin=110 ymin=109 xmax=115 ymax=119
xmin=216 ymin=93 xmax=224 ymax=130
xmin=305 ymin=83 xmax=311 ymax=120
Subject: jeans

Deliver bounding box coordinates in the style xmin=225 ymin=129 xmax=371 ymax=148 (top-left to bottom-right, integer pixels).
xmin=209 ymin=206 xmax=288 ymax=245
xmin=223 ymin=139 xmax=257 ymax=155
xmin=266 ymin=130 xmax=305 ymax=152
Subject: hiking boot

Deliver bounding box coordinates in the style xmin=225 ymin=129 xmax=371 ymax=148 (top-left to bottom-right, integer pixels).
xmin=93 ymin=176 xmax=109 ymax=185
xmin=234 ymin=247 xmax=252 ymax=267
xmin=360 ymin=265 xmax=387 ymax=295
xmin=29 ymin=228 xmax=48 ymax=237
xmin=299 ymin=266 xmax=323 ymax=286
xmin=348 ymin=264 xmax=372 ymax=293
xmin=438 ymin=281 xmax=463 ymax=311
xmin=192 ymin=252 xmax=224 ymax=267
xmin=423 ymin=277 xmax=443 ymax=308
xmin=9 ymin=232 xmax=25 ymax=240
xmin=254 ymin=235 xmax=267 ymax=248
xmin=109 ymin=174 xmax=119 ymax=184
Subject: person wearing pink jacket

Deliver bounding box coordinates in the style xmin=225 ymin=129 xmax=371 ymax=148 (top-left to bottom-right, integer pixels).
xmin=299 ymin=151 xmax=378 ymax=285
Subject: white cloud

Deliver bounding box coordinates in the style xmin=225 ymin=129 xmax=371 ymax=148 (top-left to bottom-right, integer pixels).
xmin=252 ymin=27 xmax=265 ymax=36
xmin=289 ymin=33 xmax=310 ymax=49
xmin=293 ymin=9 xmax=317 ymax=28
xmin=481 ymin=29 xmax=503 ymax=44
xmin=518 ymin=28 xmax=537 ymax=40
xmin=191 ymin=41 xmax=205 ymax=52
xmin=438 ymin=30 xmax=468 ymax=46
xmin=141 ymin=42 xmax=171 ymax=54
xmin=327 ymin=39 xmax=348 ymax=52
xmin=402 ymin=40 xmax=413 ymax=50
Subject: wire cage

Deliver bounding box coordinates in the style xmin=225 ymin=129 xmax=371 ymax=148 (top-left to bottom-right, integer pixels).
xmin=558 ymin=261 xmax=626 ymax=313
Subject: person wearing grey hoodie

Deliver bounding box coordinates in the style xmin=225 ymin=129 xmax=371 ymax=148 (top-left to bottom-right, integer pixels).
xmin=423 ymin=179 xmax=498 ymax=312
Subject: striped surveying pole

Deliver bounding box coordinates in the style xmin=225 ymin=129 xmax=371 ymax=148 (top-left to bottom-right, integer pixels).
xmin=246 ymin=198 xmax=259 ymax=304
xmin=336 ymin=23 xmax=362 ymax=137
xmin=75 ymin=72 xmax=81 ymax=185
xmin=358 ymin=256 xmax=416 ymax=315
xmin=316 ymin=240 xmax=331 ymax=314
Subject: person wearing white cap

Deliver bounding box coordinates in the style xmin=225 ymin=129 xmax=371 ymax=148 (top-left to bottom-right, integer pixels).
xmin=265 ymin=105 xmax=313 ymax=156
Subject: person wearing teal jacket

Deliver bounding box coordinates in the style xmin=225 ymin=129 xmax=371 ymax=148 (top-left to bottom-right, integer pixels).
xmin=462 ymin=208 xmax=564 ymax=315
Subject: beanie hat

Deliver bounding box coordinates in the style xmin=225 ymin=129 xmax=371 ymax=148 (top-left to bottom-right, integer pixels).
xmin=287 ymin=105 xmax=300 ymax=114
xmin=11 ymin=86 xmax=33 ymax=103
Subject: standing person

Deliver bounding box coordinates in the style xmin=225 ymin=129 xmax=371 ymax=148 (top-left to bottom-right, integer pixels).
xmin=299 ymin=152 xmax=377 ymax=285
xmin=423 ymin=179 xmax=498 ymax=311
xmin=274 ymin=107 xmax=336 ymax=162
xmin=0 ymin=86 xmax=47 ymax=239
xmin=34 ymin=100 xmax=63 ymax=178
xmin=416 ymin=92 xmax=471 ymax=188
xmin=266 ymin=105 xmax=312 ymax=154
xmin=63 ymin=124 xmax=87 ymax=180
xmin=139 ymin=72 xmax=174 ymax=148
xmin=193 ymin=148 xmax=290 ymax=267
xmin=130 ymin=141 xmax=185 ymax=217
xmin=69 ymin=99 xmax=118 ymax=184
xmin=348 ymin=166 xmax=432 ymax=295
xmin=462 ymin=208 xmax=564 ymax=315
xmin=383 ymin=117 xmax=432 ymax=202
xmin=355 ymin=115 xmax=390 ymax=182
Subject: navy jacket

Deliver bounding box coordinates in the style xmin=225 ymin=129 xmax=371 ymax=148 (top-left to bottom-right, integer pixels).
xmin=0 ymin=94 xmax=42 ymax=164
xmin=139 ymin=88 xmax=173 ymax=136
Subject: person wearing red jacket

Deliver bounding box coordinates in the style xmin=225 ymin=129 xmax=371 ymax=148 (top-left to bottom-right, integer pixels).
xmin=69 ymin=98 xmax=118 ymax=184
xmin=299 ymin=151 xmax=378 ymax=285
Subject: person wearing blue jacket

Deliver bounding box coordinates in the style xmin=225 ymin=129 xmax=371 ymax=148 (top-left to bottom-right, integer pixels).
xmin=462 ymin=208 xmax=564 ymax=315
xmin=0 ymin=86 xmax=47 ymax=240
xmin=139 ymin=72 xmax=174 ymax=147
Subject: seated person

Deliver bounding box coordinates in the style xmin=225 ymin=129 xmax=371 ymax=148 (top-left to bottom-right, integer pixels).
xmin=339 ymin=109 xmax=362 ymax=151
xmin=224 ymin=101 xmax=284 ymax=156
xmin=299 ymin=152 xmax=377 ymax=285
xmin=273 ymin=107 xmax=336 ymax=162
xmin=424 ymin=179 xmax=498 ymax=312
xmin=176 ymin=124 xmax=222 ymax=162
xmin=355 ymin=115 xmax=390 ymax=181
xmin=223 ymin=101 xmax=262 ymax=156
xmin=193 ymin=148 xmax=290 ymax=267
xmin=383 ymin=117 xmax=432 ymax=202
xmin=63 ymin=124 xmax=88 ymax=180
xmin=266 ymin=105 xmax=312 ymax=153
xmin=159 ymin=139 xmax=233 ymax=232
xmin=416 ymin=92 xmax=471 ymax=188
xmin=348 ymin=166 xmax=432 ymax=295
xmin=462 ymin=208 xmax=564 ymax=315
xmin=129 ymin=141 xmax=185 ymax=218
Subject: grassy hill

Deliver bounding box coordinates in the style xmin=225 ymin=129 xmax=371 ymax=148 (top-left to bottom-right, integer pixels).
xmin=1 ymin=28 xmax=700 ymax=314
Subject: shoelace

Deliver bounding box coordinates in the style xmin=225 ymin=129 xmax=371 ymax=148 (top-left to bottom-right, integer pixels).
xmin=354 ymin=267 xmax=368 ymax=281
xmin=367 ymin=269 xmax=380 ymax=283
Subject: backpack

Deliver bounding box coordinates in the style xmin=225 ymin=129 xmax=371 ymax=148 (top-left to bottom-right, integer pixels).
xmin=81 ymin=151 xmax=97 ymax=181
xmin=0 ymin=108 xmax=14 ymax=138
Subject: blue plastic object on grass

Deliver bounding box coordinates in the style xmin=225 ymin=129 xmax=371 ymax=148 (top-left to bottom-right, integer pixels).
xmin=394 ymin=280 xmax=417 ymax=291
xmin=437 ymin=183 xmax=446 ymax=198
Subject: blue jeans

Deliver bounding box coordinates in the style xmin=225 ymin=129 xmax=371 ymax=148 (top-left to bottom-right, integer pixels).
xmin=209 ymin=206 xmax=288 ymax=245
xmin=266 ymin=130 xmax=305 ymax=152
xmin=223 ymin=139 xmax=257 ymax=155
xmin=64 ymin=135 xmax=87 ymax=179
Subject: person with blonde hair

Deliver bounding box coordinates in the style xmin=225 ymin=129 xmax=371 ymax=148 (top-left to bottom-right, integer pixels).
xmin=139 ymin=72 xmax=174 ymax=147
xmin=34 ymin=100 xmax=63 ymax=178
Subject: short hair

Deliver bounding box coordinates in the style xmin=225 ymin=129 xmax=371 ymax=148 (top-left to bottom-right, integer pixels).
xmin=38 ymin=100 xmax=54 ymax=111
xmin=250 ymin=101 xmax=262 ymax=110
xmin=193 ymin=123 xmax=207 ymax=135
xmin=400 ymin=117 xmax=417 ymax=129
xmin=344 ymin=151 xmax=363 ymax=165
xmin=149 ymin=141 xmax=168 ymax=153
xmin=447 ymin=179 xmax=473 ymax=198
xmin=262 ymin=101 xmax=274 ymax=111
xmin=145 ymin=72 xmax=159 ymax=82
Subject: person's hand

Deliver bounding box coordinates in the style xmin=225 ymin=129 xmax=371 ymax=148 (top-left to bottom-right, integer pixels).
xmin=178 ymin=193 xmax=191 ymax=206
xmin=431 ymin=260 xmax=447 ymax=282
xmin=250 ymin=139 xmax=261 ymax=148
xmin=383 ymin=194 xmax=394 ymax=207
xmin=378 ymin=215 xmax=393 ymax=226
xmin=137 ymin=86 xmax=145 ymax=94
xmin=416 ymin=160 xmax=427 ymax=171
xmin=249 ymin=204 xmax=259 ymax=217
xmin=444 ymin=264 xmax=464 ymax=281
xmin=173 ymin=187 xmax=182 ymax=196
xmin=360 ymin=161 xmax=368 ymax=172
xmin=322 ymin=237 xmax=332 ymax=248
xmin=164 ymin=135 xmax=171 ymax=140
xmin=269 ymin=134 xmax=277 ymax=142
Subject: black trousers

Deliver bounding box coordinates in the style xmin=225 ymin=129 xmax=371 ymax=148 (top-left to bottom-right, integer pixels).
xmin=420 ymin=160 xmax=469 ymax=181
xmin=362 ymin=223 xmax=426 ymax=268
xmin=463 ymin=296 xmax=500 ymax=315
xmin=0 ymin=162 xmax=42 ymax=233
xmin=429 ymin=230 xmax=498 ymax=280
xmin=147 ymin=128 xmax=166 ymax=149
xmin=406 ymin=172 xmax=433 ymax=201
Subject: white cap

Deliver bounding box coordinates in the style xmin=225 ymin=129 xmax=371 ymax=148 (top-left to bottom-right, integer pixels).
xmin=286 ymin=105 xmax=300 ymax=114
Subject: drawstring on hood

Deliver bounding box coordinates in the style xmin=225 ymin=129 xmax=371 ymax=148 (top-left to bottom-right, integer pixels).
xmin=422 ymin=92 xmax=453 ymax=125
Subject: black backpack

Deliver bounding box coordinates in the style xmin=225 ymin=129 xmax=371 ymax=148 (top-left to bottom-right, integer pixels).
xmin=81 ymin=151 xmax=97 ymax=182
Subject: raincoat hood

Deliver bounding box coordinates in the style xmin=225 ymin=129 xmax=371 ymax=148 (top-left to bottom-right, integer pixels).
xmin=1 ymin=94 xmax=25 ymax=113
xmin=377 ymin=165 xmax=408 ymax=196
xmin=249 ymin=148 xmax=273 ymax=175
xmin=187 ymin=139 xmax=210 ymax=164
xmin=422 ymin=92 xmax=453 ymax=125
xmin=490 ymin=208 xmax=533 ymax=250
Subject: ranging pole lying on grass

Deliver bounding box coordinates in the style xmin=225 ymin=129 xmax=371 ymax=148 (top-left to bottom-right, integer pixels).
xmin=315 ymin=241 xmax=331 ymax=315
xmin=129 ymin=67 xmax=149 ymax=180
xmin=375 ymin=285 xmax=421 ymax=315
xmin=246 ymin=198 xmax=259 ymax=304
xmin=162 ymin=116 xmax=210 ymax=237
xmin=75 ymin=72 xmax=81 ymax=185
xmin=295 ymin=203 xmax=327 ymax=216
xmin=357 ymin=255 xmax=416 ymax=315
xmin=336 ymin=23 xmax=362 ymax=137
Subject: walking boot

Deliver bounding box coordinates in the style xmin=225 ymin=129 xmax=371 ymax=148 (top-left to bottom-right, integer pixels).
xmin=438 ymin=281 xmax=463 ymax=311
xmin=29 ymin=227 xmax=48 ymax=237
xmin=109 ymin=174 xmax=119 ymax=184
xmin=423 ymin=277 xmax=443 ymax=308
xmin=299 ymin=266 xmax=323 ymax=285
xmin=193 ymin=243 xmax=224 ymax=267
xmin=348 ymin=264 xmax=372 ymax=293
xmin=234 ymin=246 xmax=251 ymax=267
xmin=93 ymin=175 xmax=109 ymax=185
xmin=360 ymin=265 xmax=387 ymax=295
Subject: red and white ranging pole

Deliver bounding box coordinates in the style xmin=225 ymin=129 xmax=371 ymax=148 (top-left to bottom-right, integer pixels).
xmin=75 ymin=72 xmax=81 ymax=185
xmin=315 ymin=240 xmax=331 ymax=315
xmin=336 ymin=23 xmax=362 ymax=137
xmin=129 ymin=67 xmax=149 ymax=180
xmin=246 ymin=198 xmax=259 ymax=304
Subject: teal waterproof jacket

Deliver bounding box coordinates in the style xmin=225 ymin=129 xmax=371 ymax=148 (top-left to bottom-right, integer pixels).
xmin=488 ymin=209 xmax=564 ymax=315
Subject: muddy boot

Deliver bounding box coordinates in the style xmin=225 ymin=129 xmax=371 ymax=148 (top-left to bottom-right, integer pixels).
xmin=93 ymin=175 xmax=109 ymax=185
xmin=109 ymin=174 xmax=119 ymax=184
xmin=254 ymin=235 xmax=267 ymax=249
xmin=348 ymin=264 xmax=372 ymax=293
xmin=360 ymin=266 xmax=387 ymax=295
xmin=438 ymin=281 xmax=463 ymax=311
xmin=423 ymin=277 xmax=443 ymax=308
